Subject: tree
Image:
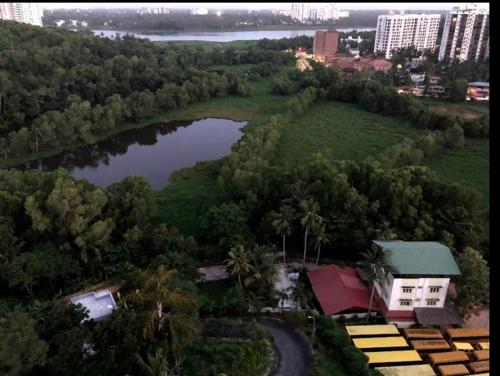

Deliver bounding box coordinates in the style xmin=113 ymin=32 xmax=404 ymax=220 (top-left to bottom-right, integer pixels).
xmin=271 ymin=205 xmax=295 ymax=263
xmin=454 ymin=247 xmax=489 ymax=317
xmin=135 ymin=348 xmax=182 ymax=376
xmin=122 ymin=266 xmax=200 ymax=360
xmin=225 ymin=245 xmax=251 ymax=289
xmin=244 ymin=246 xmax=278 ymax=288
xmin=312 ymin=222 xmax=331 ymax=265
xmin=357 ymin=244 xmax=394 ymax=320
xmin=447 ymin=78 xmax=468 ymax=102
xmin=287 ymin=281 xmax=312 ymax=310
xmin=0 ymin=312 xmax=49 ymax=376
xmin=299 ymin=198 xmax=322 ymax=264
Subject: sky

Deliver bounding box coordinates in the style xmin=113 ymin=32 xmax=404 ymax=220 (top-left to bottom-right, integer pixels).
xmin=41 ymin=3 xmax=489 ymax=11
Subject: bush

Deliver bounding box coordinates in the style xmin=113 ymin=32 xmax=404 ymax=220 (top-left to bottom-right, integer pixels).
xmin=282 ymin=310 xmax=306 ymax=327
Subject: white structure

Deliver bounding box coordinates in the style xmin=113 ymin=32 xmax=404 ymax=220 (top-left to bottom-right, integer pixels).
xmin=191 ymin=8 xmax=208 ymax=16
xmin=291 ymin=3 xmax=308 ymax=22
xmin=70 ymin=289 xmax=117 ymax=322
xmin=318 ymin=4 xmax=349 ymax=21
xmin=438 ymin=4 xmax=489 ymax=62
xmin=374 ymin=14 xmax=441 ymax=59
xmin=372 ymin=241 xmax=461 ymax=327
xmin=0 ymin=2 xmax=42 ymax=26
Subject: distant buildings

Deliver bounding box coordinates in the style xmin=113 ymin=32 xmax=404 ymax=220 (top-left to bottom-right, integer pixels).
xmin=374 ymin=14 xmax=441 ymax=59
xmin=0 ymin=2 xmax=42 ymax=26
xmin=438 ymin=4 xmax=489 ymax=62
xmin=313 ymin=29 xmax=339 ymax=61
xmin=140 ymin=6 xmax=170 ymax=15
xmin=291 ymin=3 xmax=349 ymax=22
xmin=191 ymin=8 xmax=208 ymax=16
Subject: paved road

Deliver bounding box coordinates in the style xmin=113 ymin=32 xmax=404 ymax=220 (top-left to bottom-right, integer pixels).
xmin=260 ymin=318 xmax=314 ymax=376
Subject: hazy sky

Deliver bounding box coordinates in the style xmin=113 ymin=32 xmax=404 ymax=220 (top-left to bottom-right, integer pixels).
xmin=41 ymin=3 xmax=489 ymax=11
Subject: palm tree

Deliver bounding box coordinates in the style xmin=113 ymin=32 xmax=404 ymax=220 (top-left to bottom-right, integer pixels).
xmin=271 ymin=205 xmax=295 ymax=263
xmin=225 ymin=245 xmax=251 ymax=289
xmin=312 ymin=222 xmax=330 ymax=265
xmin=287 ymin=281 xmax=312 ymax=310
xmin=135 ymin=348 xmax=182 ymax=376
xmin=299 ymin=199 xmax=322 ymax=264
xmin=244 ymin=246 xmax=278 ymax=288
xmin=123 ymin=266 xmax=200 ymax=359
xmin=358 ymin=244 xmax=395 ymax=321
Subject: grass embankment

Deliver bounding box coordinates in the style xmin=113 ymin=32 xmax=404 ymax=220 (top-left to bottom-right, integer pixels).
xmin=273 ymin=101 xmax=421 ymax=165
xmin=155 ymin=39 xmax=259 ymax=50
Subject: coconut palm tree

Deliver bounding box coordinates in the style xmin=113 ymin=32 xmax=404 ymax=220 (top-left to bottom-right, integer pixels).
xmin=299 ymin=199 xmax=322 ymax=264
xmin=312 ymin=222 xmax=331 ymax=265
xmin=123 ymin=266 xmax=200 ymax=358
xmin=244 ymin=246 xmax=278 ymax=288
xmin=287 ymin=281 xmax=312 ymax=310
xmin=225 ymin=245 xmax=251 ymax=289
xmin=358 ymin=244 xmax=395 ymax=321
xmin=271 ymin=205 xmax=295 ymax=263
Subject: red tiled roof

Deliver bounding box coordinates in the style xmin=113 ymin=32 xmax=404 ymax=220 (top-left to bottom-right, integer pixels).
xmin=307 ymin=264 xmax=379 ymax=315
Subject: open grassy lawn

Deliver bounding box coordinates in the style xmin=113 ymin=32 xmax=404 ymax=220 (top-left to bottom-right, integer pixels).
xmin=419 ymin=97 xmax=489 ymax=121
xmin=273 ymin=101 xmax=421 ymax=165
xmin=425 ymin=138 xmax=489 ymax=208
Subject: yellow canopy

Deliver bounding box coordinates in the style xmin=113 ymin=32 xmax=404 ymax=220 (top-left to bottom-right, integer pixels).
xmin=345 ymin=324 xmax=399 ymax=337
xmin=353 ymin=336 xmax=409 ymax=349
xmin=452 ymin=342 xmax=474 ymax=351
xmin=364 ymin=350 xmax=422 ymax=364
xmin=376 ymin=364 xmax=436 ymax=376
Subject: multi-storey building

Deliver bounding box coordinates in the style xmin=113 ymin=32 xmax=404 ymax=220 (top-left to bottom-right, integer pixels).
xmin=313 ymin=29 xmax=339 ymax=62
xmin=291 ymin=3 xmax=308 ymax=22
xmin=0 ymin=2 xmax=42 ymax=26
xmin=371 ymin=241 xmax=461 ymax=327
xmin=374 ymin=14 xmax=441 ymax=59
xmin=438 ymin=4 xmax=489 ymax=62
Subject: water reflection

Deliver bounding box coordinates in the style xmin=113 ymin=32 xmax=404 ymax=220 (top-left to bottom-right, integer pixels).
xmin=14 ymin=118 xmax=246 ymax=190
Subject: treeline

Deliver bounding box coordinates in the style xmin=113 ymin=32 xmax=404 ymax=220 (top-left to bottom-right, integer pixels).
xmin=292 ymin=62 xmax=489 ymax=138
xmin=0 ymin=20 xmax=294 ymax=158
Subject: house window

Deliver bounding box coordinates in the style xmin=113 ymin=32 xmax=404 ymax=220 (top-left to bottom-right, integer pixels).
xmin=400 ymin=299 xmax=412 ymax=307
xmin=402 ymin=287 xmax=414 ymax=294
xmin=429 ymin=286 xmax=442 ymax=293
xmin=426 ymin=299 xmax=439 ymax=306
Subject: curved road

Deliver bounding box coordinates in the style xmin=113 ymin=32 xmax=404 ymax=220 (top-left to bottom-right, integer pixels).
xmin=260 ymin=318 xmax=314 ymax=376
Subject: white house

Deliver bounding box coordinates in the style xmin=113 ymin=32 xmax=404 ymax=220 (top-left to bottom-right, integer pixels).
xmin=371 ymin=240 xmax=462 ymax=328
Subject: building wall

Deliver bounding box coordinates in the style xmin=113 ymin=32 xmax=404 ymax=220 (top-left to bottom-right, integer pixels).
xmin=313 ymin=30 xmax=339 ymax=60
xmin=374 ymin=14 xmax=440 ymax=59
xmin=438 ymin=6 xmax=489 ymax=62
xmin=0 ymin=3 xmax=42 ymax=26
xmin=375 ymin=274 xmax=450 ymax=311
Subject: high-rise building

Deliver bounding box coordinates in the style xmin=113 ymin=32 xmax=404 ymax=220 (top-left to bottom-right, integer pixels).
xmin=313 ymin=29 xmax=339 ymax=61
xmin=308 ymin=8 xmax=318 ymax=21
xmin=291 ymin=3 xmax=308 ymax=22
xmin=0 ymin=3 xmax=42 ymax=26
xmin=374 ymin=14 xmax=441 ymax=59
xmin=438 ymin=5 xmax=489 ymax=62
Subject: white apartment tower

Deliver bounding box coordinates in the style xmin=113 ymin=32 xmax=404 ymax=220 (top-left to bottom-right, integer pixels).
xmin=374 ymin=14 xmax=441 ymax=59
xmin=291 ymin=3 xmax=308 ymax=22
xmin=438 ymin=4 xmax=489 ymax=62
xmin=0 ymin=3 xmax=42 ymax=26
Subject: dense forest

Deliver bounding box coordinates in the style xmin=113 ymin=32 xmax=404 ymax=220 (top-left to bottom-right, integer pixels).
xmin=0 ymin=22 xmax=489 ymax=376
xmin=42 ymin=9 xmax=388 ymax=31
xmin=0 ymin=20 xmax=293 ymax=158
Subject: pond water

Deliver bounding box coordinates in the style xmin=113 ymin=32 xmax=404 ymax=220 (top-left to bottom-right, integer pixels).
xmin=14 ymin=118 xmax=246 ymax=190
xmin=92 ymin=27 xmax=375 ymax=42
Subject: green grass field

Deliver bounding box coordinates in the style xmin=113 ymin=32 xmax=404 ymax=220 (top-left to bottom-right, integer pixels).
xmin=425 ymin=138 xmax=489 ymax=208
xmin=273 ymin=101 xmax=421 ymax=165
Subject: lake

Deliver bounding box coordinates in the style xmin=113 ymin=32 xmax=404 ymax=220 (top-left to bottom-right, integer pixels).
xmin=92 ymin=28 xmax=376 ymax=42
xmin=14 ymin=118 xmax=246 ymax=190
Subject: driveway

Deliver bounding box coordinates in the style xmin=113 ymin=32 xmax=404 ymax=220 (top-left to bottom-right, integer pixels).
xmin=260 ymin=318 xmax=314 ymax=376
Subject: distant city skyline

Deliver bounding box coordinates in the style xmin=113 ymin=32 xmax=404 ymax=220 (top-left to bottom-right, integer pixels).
xmin=41 ymin=2 xmax=489 ymax=11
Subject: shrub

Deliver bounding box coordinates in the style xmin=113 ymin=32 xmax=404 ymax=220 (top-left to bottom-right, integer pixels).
xmin=282 ymin=310 xmax=306 ymax=327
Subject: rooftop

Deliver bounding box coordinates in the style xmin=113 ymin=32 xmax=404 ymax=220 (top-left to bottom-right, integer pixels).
xmin=70 ymin=289 xmax=117 ymax=321
xmin=468 ymin=82 xmax=489 ymax=87
xmin=373 ymin=241 xmax=461 ymax=276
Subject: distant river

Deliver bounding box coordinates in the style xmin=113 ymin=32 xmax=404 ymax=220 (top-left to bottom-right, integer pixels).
xmin=14 ymin=118 xmax=246 ymax=190
xmin=91 ymin=28 xmax=375 ymax=42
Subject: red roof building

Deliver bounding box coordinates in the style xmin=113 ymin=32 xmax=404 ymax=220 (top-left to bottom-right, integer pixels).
xmin=307 ymin=264 xmax=379 ymax=316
